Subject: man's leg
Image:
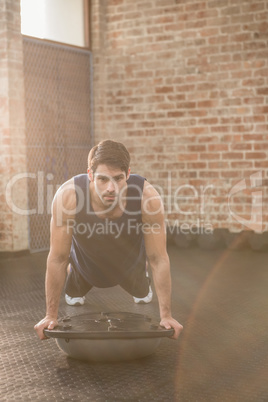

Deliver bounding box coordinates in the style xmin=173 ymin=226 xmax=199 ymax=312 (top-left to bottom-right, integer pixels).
xmin=119 ymin=260 xmax=153 ymax=303
xmin=65 ymin=263 xmax=93 ymax=306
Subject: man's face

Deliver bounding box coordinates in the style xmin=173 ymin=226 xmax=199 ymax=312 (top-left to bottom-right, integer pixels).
xmin=89 ymin=164 xmax=130 ymax=209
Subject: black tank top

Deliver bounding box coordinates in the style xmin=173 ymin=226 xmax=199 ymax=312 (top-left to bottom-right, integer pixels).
xmin=69 ymin=174 xmax=146 ymax=287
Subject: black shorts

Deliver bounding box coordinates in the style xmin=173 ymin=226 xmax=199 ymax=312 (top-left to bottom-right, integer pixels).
xmin=65 ymin=260 xmax=149 ymax=298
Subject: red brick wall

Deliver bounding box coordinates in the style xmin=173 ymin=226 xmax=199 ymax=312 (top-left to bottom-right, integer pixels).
xmin=92 ymin=0 xmax=268 ymax=233
xmin=0 ymin=0 xmax=28 ymax=251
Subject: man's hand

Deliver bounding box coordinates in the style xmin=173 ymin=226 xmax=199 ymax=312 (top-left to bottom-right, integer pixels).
xmin=34 ymin=316 xmax=58 ymax=340
xmin=160 ymin=317 xmax=183 ymax=340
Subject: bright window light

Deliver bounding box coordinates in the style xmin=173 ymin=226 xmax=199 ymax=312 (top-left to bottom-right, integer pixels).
xmin=21 ymin=0 xmax=85 ymax=47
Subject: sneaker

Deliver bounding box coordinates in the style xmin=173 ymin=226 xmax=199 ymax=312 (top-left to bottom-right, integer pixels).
xmin=133 ymin=284 xmax=153 ymax=304
xmin=65 ymin=294 xmax=85 ymax=306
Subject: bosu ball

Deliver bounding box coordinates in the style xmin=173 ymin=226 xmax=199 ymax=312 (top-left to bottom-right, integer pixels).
xmin=44 ymin=312 xmax=174 ymax=362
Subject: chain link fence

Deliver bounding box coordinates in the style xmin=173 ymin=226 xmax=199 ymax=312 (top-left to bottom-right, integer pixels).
xmin=23 ymin=37 xmax=93 ymax=251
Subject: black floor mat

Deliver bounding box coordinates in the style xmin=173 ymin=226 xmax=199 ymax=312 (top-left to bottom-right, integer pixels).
xmin=0 ymin=246 xmax=267 ymax=401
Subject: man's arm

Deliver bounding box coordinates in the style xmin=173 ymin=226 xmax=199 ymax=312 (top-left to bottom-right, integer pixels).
xmin=34 ymin=179 xmax=75 ymax=340
xmin=142 ymin=181 xmax=183 ymax=340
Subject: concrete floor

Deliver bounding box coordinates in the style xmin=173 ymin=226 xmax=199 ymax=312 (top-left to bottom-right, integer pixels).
xmin=0 ymin=245 xmax=267 ymax=401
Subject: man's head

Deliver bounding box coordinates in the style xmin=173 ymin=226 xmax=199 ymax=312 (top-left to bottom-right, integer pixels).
xmin=88 ymin=140 xmax=130 ymax=176
xmin=87 ymin=140 xmax=131 ymax=208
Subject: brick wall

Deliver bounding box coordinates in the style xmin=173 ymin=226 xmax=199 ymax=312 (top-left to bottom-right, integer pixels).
xmin=92 ymin=0 xmax=268 ymax=233
xmin=0 ymin=0 xmax=28 ymax=252
xmin=91 ymin=0 xmax=108 ymax=144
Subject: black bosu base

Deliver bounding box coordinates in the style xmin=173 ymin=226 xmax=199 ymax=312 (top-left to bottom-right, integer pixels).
xmin=44 ymin=312 xmax=174 ymax=362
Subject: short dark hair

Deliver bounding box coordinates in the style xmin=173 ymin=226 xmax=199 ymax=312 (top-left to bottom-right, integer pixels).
xmin=88 ymin=140 xmax=130 ymax=175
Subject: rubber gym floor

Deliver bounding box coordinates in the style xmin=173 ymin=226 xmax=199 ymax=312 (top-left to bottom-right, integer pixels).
xmin=0 ymin=244 xmax=267 ymax=402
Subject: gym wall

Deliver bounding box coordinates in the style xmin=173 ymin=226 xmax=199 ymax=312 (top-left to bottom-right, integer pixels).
xmin=91 ymin=0 xmax=268 ymax=234
xmin=1 ymin=0 xmax=267 ymax=252
xmin=0 ymin=0 xmax=28 ymax=252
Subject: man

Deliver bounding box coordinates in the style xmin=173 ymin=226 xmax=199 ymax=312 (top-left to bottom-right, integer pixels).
xmin=35 ymin=140 xmax=183 ymax=340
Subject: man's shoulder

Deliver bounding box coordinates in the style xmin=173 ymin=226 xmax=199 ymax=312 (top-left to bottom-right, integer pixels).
xmin=51 ymin=178 xmax=76 ymax=222
xmin=128 ymin=174 xmax=146 ymax=182
xmin=141 ymin=181 xmax=164 ymax=219
xmin=73 ymin=173 xmax=89 ymax=185
xmin=53 ymin=178 xmax=76 ymax=206
xmin=57 ymin=177 xmax=75 ymax=192
xmin=142 ymin=180 xmax=160 ymax=198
